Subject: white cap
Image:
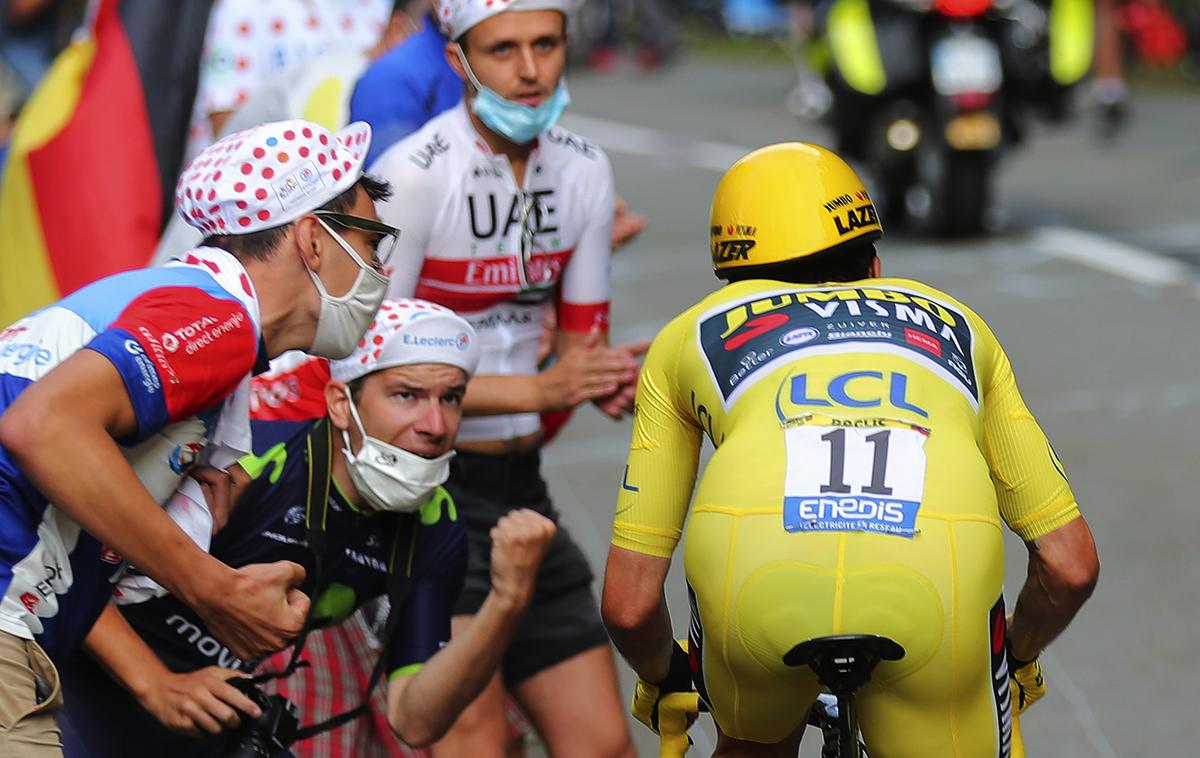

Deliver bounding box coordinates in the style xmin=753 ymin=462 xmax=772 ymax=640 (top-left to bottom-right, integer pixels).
xmin=176 ymin=119 xmax=372 ymax=235
xmin=434 ymin=0 xmax=575 ymax=40
xmin=329 ymin=299 xmax=480 ymax=383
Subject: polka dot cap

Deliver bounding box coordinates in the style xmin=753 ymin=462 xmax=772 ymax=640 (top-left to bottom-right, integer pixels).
xmin=176 ymin=119 xmax=373 ymax=236
xmin=329 ymin=299 xmax=481 ymax=384
xmin=434 ymin=0 xmax=575 ymax=40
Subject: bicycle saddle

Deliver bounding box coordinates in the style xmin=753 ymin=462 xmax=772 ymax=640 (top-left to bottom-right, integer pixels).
xmin=783 ymin=634 xmax=906 ymax=695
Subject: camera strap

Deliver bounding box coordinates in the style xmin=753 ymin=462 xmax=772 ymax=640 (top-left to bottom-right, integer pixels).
xmin=293 ymin=514 xmax=416 ymax=741
xmin=248 ymin=418 xmax=418 ymax=742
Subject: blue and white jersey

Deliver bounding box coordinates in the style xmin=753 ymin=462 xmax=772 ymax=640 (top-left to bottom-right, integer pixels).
xmin=0 ymin=248 xmax=264 ymax=658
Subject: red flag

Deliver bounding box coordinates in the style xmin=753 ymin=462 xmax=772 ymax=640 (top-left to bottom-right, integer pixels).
xmin=0 ymin=0 xmax=211 ymax=324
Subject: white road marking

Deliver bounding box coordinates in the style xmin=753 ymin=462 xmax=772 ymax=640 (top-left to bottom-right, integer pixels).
xmin=566 ymin=111 xmax=1194 ymax=290
xmin=1027 ymin=226 xmax=1191 ymax=288
xmin=1040 ymin=383 xmax=1200 ymax=418
xmin=560 ymin=113 xmax=754 ymax=173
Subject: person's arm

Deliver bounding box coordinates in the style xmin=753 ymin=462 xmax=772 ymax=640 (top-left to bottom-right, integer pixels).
xmin=0 ymin=353 xmax=307 ymax=659
xmin=978 ymin=319 xmax=1099 ymax=661
xmin=1007 ymin=516 xmax=1099 ymax=662
xmin=83 ymin=605 xmax=261 ymax=736
xmin=460 ymin=327 xmax=641 ymax=417
xmin=603 ymin=547 xmax=675 ymax=683
xmin=385 ymin=509 xmax=555 ymax=746
xmin=611 ymin=193 xmax=647 ymax=250
xmin=601 ymin=318 xmax=702 ymax=682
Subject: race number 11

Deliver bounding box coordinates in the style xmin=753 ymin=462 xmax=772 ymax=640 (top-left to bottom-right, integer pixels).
xmin=782 ymin=424 xmax=928 ymax=537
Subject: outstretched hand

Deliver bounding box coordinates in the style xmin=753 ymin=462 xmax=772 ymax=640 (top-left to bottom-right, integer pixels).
xmin=538 ymin=328 xmax=641 ymax=413
xmin=593 ymin=338 xmax=650 ymax=420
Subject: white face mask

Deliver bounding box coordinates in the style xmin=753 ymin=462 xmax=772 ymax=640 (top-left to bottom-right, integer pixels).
xmin=340 ymin=390 xmax=454 ymax=513
xmin=306 ymin=218 xmax=389 ymax=359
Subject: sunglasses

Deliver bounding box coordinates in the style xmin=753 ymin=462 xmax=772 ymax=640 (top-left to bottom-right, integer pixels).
xmin=516 ymin=192 xmax=554 ymax=293
xmin=312 ymin=210 xmax=401 ymax=272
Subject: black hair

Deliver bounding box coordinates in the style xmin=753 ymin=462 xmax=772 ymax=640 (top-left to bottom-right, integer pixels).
xmin=346 ymin=376 xmax=365 ymax=404
xmin=720 ymin=235 xmax=880 ymax=285
xmin=201 ymin=174 xmax=393 ymax=262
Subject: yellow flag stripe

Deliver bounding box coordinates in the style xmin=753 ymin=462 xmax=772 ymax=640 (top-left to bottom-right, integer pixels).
xmin=0 ymin=36 xmax=97 ymax=325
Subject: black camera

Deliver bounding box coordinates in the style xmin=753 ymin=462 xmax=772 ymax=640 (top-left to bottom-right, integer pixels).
xmin=222 ymin=678 xmax=300 ymax=758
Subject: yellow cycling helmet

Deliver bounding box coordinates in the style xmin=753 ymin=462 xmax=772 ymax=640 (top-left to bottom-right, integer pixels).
xmin=710 ymin=142 xmax=881 ymax=278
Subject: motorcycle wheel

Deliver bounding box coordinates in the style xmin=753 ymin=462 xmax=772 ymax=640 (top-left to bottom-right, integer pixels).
xmin=917 ymin=144 xmax=992 ymax=237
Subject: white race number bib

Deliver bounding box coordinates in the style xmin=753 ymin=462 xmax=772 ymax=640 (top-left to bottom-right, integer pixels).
xmin=783 ymin=423 xmax=928 ymax=538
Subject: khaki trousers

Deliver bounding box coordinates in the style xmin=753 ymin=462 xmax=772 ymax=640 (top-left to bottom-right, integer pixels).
xmin=0 ymin=630 xmax=63 ymax=757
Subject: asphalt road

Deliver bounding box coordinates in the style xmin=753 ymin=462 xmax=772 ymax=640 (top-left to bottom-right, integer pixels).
xmin=530 ymin=51 xmax=1200 ymax=757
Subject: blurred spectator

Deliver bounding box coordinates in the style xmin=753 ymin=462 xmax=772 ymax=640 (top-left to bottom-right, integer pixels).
xmin=155 ymin=0 xmax=420 ymax=263
xmin=188 ymin=0 xmax=393 ymax=154
xmin=350 ymin=4 xmax=460 ymax=166
xmin=1092 ymin=0 xmax=1130 ymax=137
xmin=1118 ymin=0 xmax=1187 ymax=67
xmin=721 ymin=0 xmax=787 ymax=34
xmin=578 ymin=0 xmax=679 ymax=73
xmin=0 ymin=0 xmax=85 ymax=101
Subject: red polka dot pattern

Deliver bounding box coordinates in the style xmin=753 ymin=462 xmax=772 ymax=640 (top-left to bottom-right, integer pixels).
xmin=328 ymin=297 xmax=480 ymax=385
xmin=175 ymin=119 xmax=373 ymax=236
xmin=434 ymin=0 xmax=521 ymax=39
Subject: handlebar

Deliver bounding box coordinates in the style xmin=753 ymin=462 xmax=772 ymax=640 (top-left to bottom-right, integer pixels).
xmin=657 ymin=691 xmax=704 ymax=758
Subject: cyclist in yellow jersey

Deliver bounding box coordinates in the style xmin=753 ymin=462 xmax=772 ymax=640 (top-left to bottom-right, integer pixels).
xmin=600 ymin=143 xmax=1100 ymax=758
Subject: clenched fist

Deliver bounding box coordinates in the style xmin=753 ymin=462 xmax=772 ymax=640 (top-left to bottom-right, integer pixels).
xmin=195 ymin=560 xmax=310 ymax=660
xmin=488 ymin=509 xmax=556 ymax=611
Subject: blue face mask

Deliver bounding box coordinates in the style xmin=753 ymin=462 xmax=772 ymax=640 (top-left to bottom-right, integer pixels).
xmin=456 ymin=46 xmax=571 ymax=144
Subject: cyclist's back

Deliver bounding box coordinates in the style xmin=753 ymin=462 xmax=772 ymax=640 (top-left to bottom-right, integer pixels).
xmin=606 ymin=144 xmax=1090 ymax=758
xmin=624 ymin=277 xmax=1069 ymax=754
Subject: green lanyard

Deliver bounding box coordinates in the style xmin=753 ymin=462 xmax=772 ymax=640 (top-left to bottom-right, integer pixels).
xmin=249 ymin=418 xmax=418 ymax=741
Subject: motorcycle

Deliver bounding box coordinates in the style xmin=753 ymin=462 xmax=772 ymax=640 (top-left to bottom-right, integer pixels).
xmin=807 ymin=0 xmax=1095 ymax=235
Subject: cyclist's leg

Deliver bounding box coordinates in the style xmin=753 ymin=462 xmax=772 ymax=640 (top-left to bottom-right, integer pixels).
xmin=682 ymin=512 xmax=826 ymax=745
xmin=852 ymin=519 xmax=1011 ymax=758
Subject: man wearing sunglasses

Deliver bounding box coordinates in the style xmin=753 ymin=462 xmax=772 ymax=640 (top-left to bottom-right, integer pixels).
xmin=0 ymin=118 xmax=392 ymax=755
xmin=368 ymin=1 xmax=642 ymax=755
xmin=56 ymin=299 xmax=558 ymax=758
